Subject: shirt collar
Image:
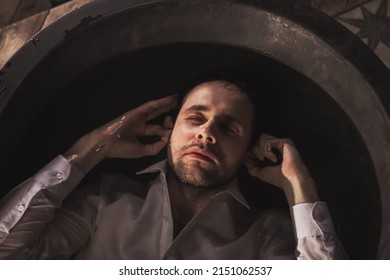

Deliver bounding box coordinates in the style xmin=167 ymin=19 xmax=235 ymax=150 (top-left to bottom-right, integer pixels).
xmin=137 ymin=159 xmax=249 ymax=209
xmin=137 ymin=159 xmax=168 ymax=175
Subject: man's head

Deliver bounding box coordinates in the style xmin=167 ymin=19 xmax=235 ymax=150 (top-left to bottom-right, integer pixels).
xmin=167 ymin=74 xmax=260 ymax=187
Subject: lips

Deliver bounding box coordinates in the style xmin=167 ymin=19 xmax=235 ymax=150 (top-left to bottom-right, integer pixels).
xmin=185 ymin=148 xmax=216 ymax=163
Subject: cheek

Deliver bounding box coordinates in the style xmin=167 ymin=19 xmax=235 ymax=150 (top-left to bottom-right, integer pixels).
xmin=170 ymin=125 xmax=192 ymax=152
xmin=223 ymin=138 xmax=250 ymax=160
xmin=172 ymin=122 xmax=196 ymax=141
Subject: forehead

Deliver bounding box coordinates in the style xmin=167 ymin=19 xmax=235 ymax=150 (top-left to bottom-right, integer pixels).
xmin=180 ymin=82 xmax=254 ymax=118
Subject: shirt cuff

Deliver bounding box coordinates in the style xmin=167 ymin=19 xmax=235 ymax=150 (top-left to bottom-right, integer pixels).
xmin=291 ymin=202 xmax=336 ymax=239
xmin=33 ymin=155 xmax=85 ymax=200
xmin=0 ymin=155 xmax=84 ymax=238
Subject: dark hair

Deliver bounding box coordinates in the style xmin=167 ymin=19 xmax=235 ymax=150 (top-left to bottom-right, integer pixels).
xmin=173 ymin=72 xmax=262 ymax=146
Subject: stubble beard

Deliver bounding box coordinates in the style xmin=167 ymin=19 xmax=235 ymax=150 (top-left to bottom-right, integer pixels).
xmin=167 ymin=139 xmax=235 ymax=188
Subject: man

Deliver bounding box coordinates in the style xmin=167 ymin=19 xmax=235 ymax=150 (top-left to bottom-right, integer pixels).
xmin=0 ymin=75 xmax=345 ymax=259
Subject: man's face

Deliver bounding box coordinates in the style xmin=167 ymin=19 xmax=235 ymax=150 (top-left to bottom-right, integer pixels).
xmin=167 ymin=81 xmax=254 ymax=187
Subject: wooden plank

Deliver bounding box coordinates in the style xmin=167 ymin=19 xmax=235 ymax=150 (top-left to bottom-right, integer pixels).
xmin=0 ymin=0 xmax=93 ymax=69
xmin=10 ymin=0 xmax=51 ymax=23
xmin=0 ymin=0 xmax=22 ymax=28
xmin=0 ymin=11 xmax=48 ymax=68
xmin=42 ymin=0 xmax=94 ymax=29
xmin=347 ymin=0 xmax=373 ymax=10
xmin=311 ymin=0 xmax=349 ymax=16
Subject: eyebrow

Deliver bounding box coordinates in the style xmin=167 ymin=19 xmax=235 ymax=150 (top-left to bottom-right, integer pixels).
xmin=184 ymin=104 xmax=209 ymax=113
xmin=183 ymin=104 xmax=242 ymax=125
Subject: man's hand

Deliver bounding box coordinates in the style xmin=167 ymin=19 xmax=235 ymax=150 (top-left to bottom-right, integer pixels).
xmin=244 ymin=134 xmax=319 ymax=207
xmin=64 ymin=95 xmax=178 ymax=174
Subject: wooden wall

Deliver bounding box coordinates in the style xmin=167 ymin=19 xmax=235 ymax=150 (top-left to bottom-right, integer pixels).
xmin=0 ymin=0 xmax=386 ymax=68
xmin=311 ymin=0 xmax=372 ymax=16
xmin=0 ymin=0 xmax=93 ymax=68
xmin=0 ymin=0 xmax=52 ymax=28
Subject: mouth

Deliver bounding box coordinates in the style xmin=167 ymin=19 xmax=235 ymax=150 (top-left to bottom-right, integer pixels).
xmin=185 ymin=148 xmax=216 ymax=163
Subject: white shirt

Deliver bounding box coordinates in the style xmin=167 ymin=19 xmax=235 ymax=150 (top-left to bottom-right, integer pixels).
xmin=0 ymin=156 xmax=345 ymax=259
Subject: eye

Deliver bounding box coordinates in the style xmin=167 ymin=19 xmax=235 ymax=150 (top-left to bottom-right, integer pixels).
xmin=220 ymin=123 xmax=236 ymax=135
xmin=187 ymin=115 xmax=205 ymax=125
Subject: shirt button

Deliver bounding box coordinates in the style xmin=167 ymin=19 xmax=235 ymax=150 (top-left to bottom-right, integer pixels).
xmin=55 ymin=171 xmax=64 ymax=180
xmin=17 ymin=204 xmax=25 ymax=212
xmin=163 ymin=216 xmax=169 ymax=222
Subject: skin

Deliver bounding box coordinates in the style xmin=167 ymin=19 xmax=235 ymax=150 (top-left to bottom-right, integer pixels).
xmin=65 ymin=81 xmax=319 ymax=236
xmin=165 ymin=82 xmax=256 ymax=235
xmin=167 ymin=82 xmax=254 ymax=188
xmin=64 ymin=95 xmax=177 ymax=173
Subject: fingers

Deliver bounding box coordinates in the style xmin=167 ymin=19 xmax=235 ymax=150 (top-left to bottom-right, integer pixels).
xmin=137 ymin=117 xmax=174 ymax=157
xmin=245 ymin=162 xmax=264 ymax=179
xmin=143 ymin=124 xmax=168 ymax=136
xmin=107 ymin=95 xmax=177 ymax=129
xmin=163 ymin=115 xmax=173 ymax=129
xmin=140 ymin=139 xmax=168 ymax=157
xmin=245 ymin=160 xmax=282 ymax=188
xmin=252 ymin=134 xmax=275 ymax=162
xmin=135 ymin=95 xmax=178 ymax=121
xmin=252 ymin=134 xmax=294 ymax=163
xmin=141 ymin=124 xmax=171 ymax=143
xmin=264 ymin=141 xmax=278 ymax=163
xmin=246 ymin=134 xmax=311 ymax=192
xmin=244 ymin=150 xmax=257 ymax=168
xmin=103 ymin=95 xmax=176 ymax=136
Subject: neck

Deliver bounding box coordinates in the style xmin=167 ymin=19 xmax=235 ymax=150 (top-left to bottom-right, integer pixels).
xmin=166 ymin=167 xmax=227 ymax=238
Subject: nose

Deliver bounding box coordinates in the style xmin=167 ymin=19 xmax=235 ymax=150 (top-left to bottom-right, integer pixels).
xmin=196 ymin=124 xmax=217 ymax=144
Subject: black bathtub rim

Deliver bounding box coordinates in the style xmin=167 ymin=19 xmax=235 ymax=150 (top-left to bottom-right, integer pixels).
xmin=1 ymin=0 xmax=390 ymax=111
xmin=0 ymin=0 xmax=389 ymax=258
xmin=1 ymin=0 xmax=389 ymax=109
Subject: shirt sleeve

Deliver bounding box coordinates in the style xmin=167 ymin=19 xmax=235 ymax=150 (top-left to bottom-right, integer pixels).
xmin=0 ymin=155 xmax=91 ymax=259
xmin=290 ymin=202 xmax=347 ymax=259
